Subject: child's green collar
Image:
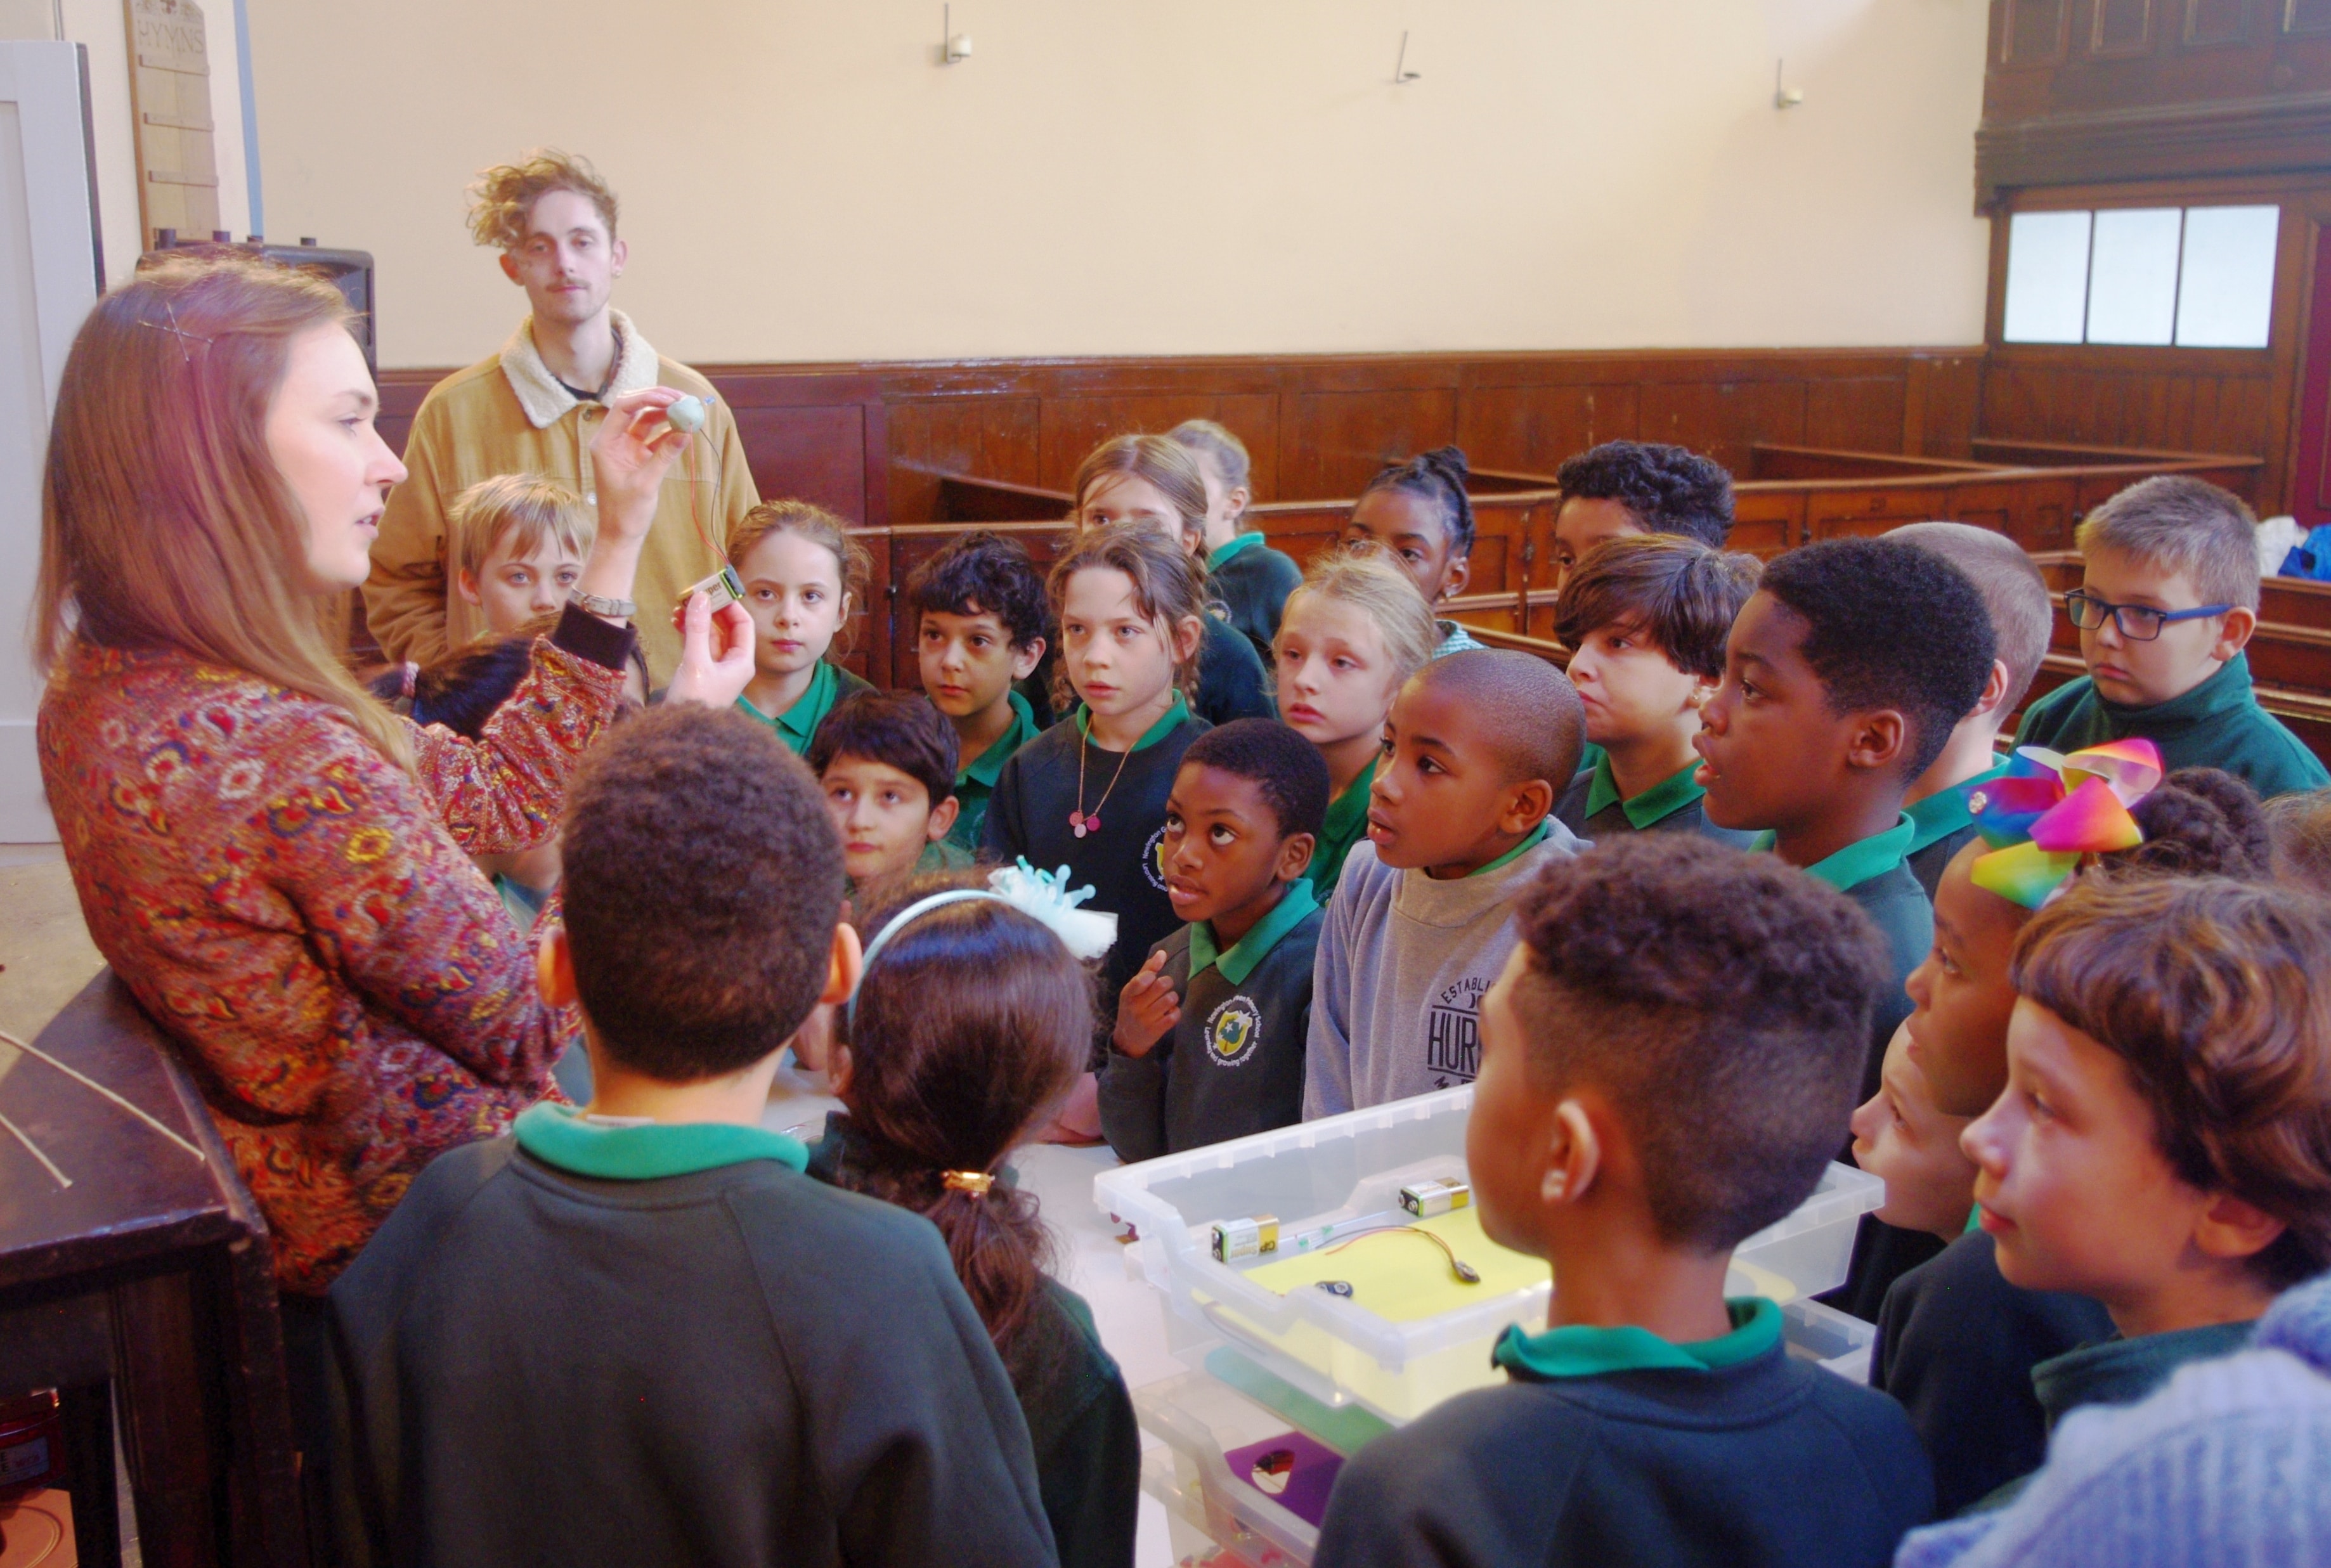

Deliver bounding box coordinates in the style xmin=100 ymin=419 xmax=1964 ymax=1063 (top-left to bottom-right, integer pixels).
xmin=1074 ymin=689 xmax=1190 ymax=752
xmin=1205 ymin=531 xmax=1268 ymax=571
xmin=1493 ymin=1296 xmax=1781 ymax=1381
xmin=958 ymin=689 xmax=1039 ymax=789
xmin=1465 ymin=818 xmax=1552 ymax=878
xmin=514 ymin=1102 xmax=809 ymax=1181
xmin=1750 ymin=812 xmax=1917 ymax=894
xmin=1905 ymin=758 xmax=2010 ymax=857
xmin=1188 ymin=877 xmax=1320 ymax=985
xmin=1583 ymin=755 xmax=1709 ymax=829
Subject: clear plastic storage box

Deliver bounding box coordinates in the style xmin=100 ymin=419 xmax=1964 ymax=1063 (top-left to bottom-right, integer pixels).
xmin=1094 ymin=1085 xmax=1883 ymax=1423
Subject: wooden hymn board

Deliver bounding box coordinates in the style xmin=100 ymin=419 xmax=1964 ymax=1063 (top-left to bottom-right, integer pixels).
xmin=124 ymin=0 xmax=220 ymax=246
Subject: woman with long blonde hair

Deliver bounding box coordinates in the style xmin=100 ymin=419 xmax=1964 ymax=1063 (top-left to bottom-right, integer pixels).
xmin=34 ymin=255 xmax=750 ymax=1361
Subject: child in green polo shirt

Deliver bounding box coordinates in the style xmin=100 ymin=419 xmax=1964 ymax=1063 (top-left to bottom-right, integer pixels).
xmin=906 ymin=530 xmax=1051 ymax=852
xmin=1551 ymin=533 xmax=1758 ymax=846
xmin=1314 ymin=834 xmax=1933 ymax=1567
xmin=1888 ymin=523 xmax=2055 ymax=900
xmin=1100 ymin=720 xmax=1328 ymax=1161
xmin=1956 ymin=876 xmax=2331 ymax=1509
xmin=2016 ymin=475 xmax=2328 ymax=800
xmin=1273 ymin=550 xmax=1440 ymax=897
xmin=325 ymin=706 xmax=1055 ymax=1566
xmin=730 ymin=499 xmax=874 ymax=753
xmin=1694 ymin=536 xmax=1997 ymax=1108
xmin=807 ymin=692 xmax=975 ymax=904
xmin=1170 ymin=419 xmax=1302 ymax=660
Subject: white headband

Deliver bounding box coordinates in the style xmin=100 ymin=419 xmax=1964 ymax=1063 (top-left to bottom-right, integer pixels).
xmin=848 ymin=860 xmax=1118 ymax=1026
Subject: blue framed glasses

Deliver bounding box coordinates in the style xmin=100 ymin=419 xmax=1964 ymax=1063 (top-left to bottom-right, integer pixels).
xmin=2063 ymin=589 xmax=2233 ymax=642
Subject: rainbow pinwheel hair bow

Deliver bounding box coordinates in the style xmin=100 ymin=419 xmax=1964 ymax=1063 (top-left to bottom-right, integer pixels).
xmin=1964 ymin=739 xmax=2164 ymax=909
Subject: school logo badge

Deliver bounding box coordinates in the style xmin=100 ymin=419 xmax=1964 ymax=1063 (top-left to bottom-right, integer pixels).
xmin=1143 ymin=825 xmax=1170 ymax=891
xmin=1207 ymin=997 xmax=1264 ymax=1066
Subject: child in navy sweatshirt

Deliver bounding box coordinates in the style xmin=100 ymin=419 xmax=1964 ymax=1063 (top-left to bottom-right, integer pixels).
xmin=1101 ymin=719 xmax=1328 ymax=1161
xmin=1315 ymin=835 xmax=1933 ymax=1567
xmin=983 ymin=523 xmax=1211 ymax=1138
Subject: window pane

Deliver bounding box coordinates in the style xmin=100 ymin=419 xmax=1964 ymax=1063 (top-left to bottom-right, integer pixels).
xmin=2003 ymin=210 xmax=2092 ymax=344
xmin=2176 ymin=205 xmax=2279 ymax=349
xmin=2086 ymin=208 xmax=2181 ymax=345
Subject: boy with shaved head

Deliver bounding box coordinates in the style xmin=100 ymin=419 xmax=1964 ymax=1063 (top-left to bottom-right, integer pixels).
xmin=1304 ymin=650 xmax=1588 ymax=1116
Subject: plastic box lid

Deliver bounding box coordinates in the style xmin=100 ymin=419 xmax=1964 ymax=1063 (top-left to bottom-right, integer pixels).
xmin=1094 ymin=1085 xmax=1883 ymax=1422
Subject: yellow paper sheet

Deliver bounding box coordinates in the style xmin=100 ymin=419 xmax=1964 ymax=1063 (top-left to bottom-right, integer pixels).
xmin=1240 ymin=1209 xmax=1547 ymax=1323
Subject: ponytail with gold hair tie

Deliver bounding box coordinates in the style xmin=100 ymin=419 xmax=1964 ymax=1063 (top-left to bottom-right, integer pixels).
xmin=941 ymin=1170 xmax=995 ymax=1198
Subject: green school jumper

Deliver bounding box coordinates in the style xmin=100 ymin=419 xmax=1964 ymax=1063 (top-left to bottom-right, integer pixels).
xmin=735 ymin=659 xmax=875 ymax=755
xmin=2015 ymin=652 xmax=2328 ymax=799
xmin=1206 ymin=530 xmax=1304 ymax=660
xmin=1556 ymin=755 xmax=1755 ymax=848
xmin=1314 ymin=1297 xmax=1933 ymax=1568
xmin=947 ymin=689 xmax=1041 ymax=853
xmin=1904 ymin=758 xmax=2010 ymax=902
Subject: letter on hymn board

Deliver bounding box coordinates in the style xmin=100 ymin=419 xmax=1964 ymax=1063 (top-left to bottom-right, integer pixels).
xmin=124 ymin=0 xmax=220 ymax=247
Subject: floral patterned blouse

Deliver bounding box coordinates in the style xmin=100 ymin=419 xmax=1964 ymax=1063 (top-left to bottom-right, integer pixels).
xmin=39 ymin=610 xmax=633 ymax=1293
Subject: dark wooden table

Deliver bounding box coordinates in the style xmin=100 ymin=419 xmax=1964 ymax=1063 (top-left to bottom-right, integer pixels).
xmin=0 ymin=971 xmax=306 ymax=1566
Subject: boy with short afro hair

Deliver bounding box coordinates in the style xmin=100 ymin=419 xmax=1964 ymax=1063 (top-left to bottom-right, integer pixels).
xmin=806 ymin=692 xmax=975 ymax=898
xmin=1694 ymin=536 xmax=1996 ymax=1105
xmin=1305 ymin=649 xmax=1588 ymax=1116
xmin=1100 ymin=718 xmax=1330 ymax=1160
xmin=1550 ymin=439 xmax=1736 ymax=579
xmin=906 ymin=529 xmax=1052 ymax=851
xmin=2016 ymin=475 xmax=2328 ymax=798
xmin=1956 ymin=875 xmax=2331 ymax=1505
xmin=327 ymin=706 xmax=1055 ymax=1568
xmin=1316 ymin=834 xmax=1932 ymax=1568
xmin=1886 ymin=522 xmax=2055 ymax=899
xmin=1552 ymin=534 xmax=1758 ymax=845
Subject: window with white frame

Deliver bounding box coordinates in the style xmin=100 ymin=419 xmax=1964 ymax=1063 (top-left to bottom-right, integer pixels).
xmin=2001 ymin=205 xmax=2279 ymax=349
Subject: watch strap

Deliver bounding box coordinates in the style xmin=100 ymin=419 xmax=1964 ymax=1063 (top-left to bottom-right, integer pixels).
xmin=569 ymin=588 xmax=637 ymax=619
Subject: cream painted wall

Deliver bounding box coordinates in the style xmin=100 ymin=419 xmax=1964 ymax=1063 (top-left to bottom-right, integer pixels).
xmin=245 ymin=0 xmax=1992 ymax=370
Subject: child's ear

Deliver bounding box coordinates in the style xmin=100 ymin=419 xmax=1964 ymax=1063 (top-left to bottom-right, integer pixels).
xmin=1845 ymin=710 xmax=1909 ymax=775
xmin=2211 ymin=606 xmax=2257 ymax=662
xmin=1172 ymin=614 xmax=1205 ymax=668
xmin=2193 ymin=1189 xmax=2289 ymax=1266
xmin=1498 ymin=778 xmax=1557 ymax=837
xmin=1686 ymin=673 xmax=1719 ymax=713
xmin=1278 ymin=831 xmax=1317 ymax=884
xmin=821 ymin=921 xmax=866 ymax=1008
xmin=1971 ymin=659 xmax=2014 ymax=725
xmin=1440 ymin=553 xmax=1471 ymax=602
xmin=455 ymin=569 xmax=484 ymax=609
xmin=1011 ymin=638 xmax=1046 ymax=681
xmin=536 ymin=926 xmax=578 ymax=1009
xmin=927 ymin=793 xmax=961 ymax=843
xmin=1541 ymin=1099 xmax=1601 ymax=1207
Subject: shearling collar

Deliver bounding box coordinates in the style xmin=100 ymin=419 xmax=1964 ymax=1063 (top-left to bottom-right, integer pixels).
xmin=497 ymin=308 xmax=661 ymax=430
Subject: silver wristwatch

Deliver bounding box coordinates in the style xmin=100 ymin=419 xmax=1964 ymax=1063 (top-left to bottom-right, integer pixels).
xmin=569 ymin=588 xmax=637 ymax=619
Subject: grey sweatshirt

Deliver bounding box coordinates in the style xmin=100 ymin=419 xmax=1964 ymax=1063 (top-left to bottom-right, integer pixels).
xmin=1302 ymin=823 xmax=1583 ymax=1118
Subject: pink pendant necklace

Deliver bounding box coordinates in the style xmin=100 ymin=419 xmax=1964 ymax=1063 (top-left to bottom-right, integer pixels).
xmin=1070 ymin=720 xmax=1137 ymax=838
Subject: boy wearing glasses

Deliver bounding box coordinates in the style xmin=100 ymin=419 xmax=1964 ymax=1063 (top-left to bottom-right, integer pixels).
xmin=2015 ymin=476 xmax=2326 ymax=798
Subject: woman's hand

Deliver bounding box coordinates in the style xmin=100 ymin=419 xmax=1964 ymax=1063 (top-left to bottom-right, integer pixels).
xmin=664 ymin=592 xmax=757 ymax=709
xmin=590 ymin=387 xmax=690 ymax=547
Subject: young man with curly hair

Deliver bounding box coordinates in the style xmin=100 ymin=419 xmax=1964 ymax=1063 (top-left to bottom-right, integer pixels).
xmin=365 ymin=149 xmax=760 ymax=682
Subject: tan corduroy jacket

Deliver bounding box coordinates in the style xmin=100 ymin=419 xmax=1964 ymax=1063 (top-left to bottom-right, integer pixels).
xmin=363 ymin=309 xmax=760 ymax=681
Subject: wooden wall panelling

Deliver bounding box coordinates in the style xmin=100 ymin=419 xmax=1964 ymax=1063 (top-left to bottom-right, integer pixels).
xmin=1636 ymin=379 xmax=1811 ymax=476
xmin=845 ymin=527 xmax=893 ymax=688
xmin=1804 ymin=484 xmax=1955 ymax=541
xmin=1804 ymin=377 xmax=1913 ymax=453
xmin=2091 ymin=0 xmax=2159 ymax=56
xmin=1455 ymin=382 xmax=1643 ymax=475
xmin=1282 ymin=386 xmax=1462 ymax=499
xmin=1902 ymin=352 xmax=1988 ymax=457
xmin=2181 ymin=0 xmax=2254 ymax=46
xmin=2003 ymin=0 xmax=2074 ymax=65
xmin=2291 ymin=0 xmax=2331 ymax=35
xmin=883 ymin=394 xmax=1043 ymax=526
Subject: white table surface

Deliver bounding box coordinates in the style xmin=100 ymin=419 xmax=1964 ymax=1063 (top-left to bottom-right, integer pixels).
xmin=764 ymin=1066 xmax=1181 ymax=1567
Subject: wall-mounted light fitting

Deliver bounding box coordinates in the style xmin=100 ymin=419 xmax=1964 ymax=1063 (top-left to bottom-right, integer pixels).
xmin=940 ymin=4 xmax=971 ymax=65
xmin=1393 ymin=30 xmax=1420 ymax=84
xmin=1774 ymin=58 xmax=1803 ymax=108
